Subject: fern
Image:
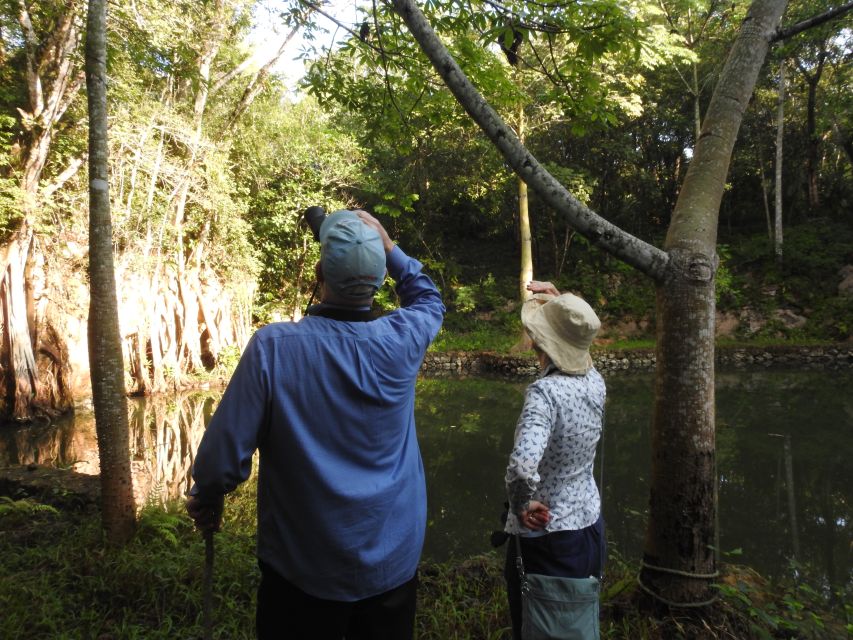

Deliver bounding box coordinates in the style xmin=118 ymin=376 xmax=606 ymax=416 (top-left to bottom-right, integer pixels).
xmin=136 ymin=505 xmax=186 ymax=547
xmin=0 ymin=496 xmax=59 ymax=518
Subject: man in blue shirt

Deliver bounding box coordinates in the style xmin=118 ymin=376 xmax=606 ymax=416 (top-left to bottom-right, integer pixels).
xmin=187 ymin=209 xmax=444 ymax=639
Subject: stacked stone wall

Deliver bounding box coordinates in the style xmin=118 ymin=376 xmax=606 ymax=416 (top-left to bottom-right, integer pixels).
xmin=421 ymin=345 xmax=852 ymax=379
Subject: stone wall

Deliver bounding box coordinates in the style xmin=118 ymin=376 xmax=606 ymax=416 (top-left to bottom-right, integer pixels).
xmin=421 ymin=345 xmax=853 ymax=379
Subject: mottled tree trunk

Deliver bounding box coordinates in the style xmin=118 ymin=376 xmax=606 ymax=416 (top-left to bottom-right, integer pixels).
xmin=802 ymin=61 xmax=825 ymax=211
xmin=517 ymin=107 xmax=532 ymax=302
xmin=643 ymin=255 xmax=717 ymax=604
xmin=86 ymin=0 xmax=136 ymax=543
xmin=639 ymin=0 xmax=788 ymax=605
xmin=775 ymin=60 xmax=785 ymax=264
xmin=1 ymin=228 xmax=38 ymax=419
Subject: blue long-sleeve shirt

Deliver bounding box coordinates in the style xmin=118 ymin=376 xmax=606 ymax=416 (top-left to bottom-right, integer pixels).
xmin=190 ymin=246 xmax=444 ymax=601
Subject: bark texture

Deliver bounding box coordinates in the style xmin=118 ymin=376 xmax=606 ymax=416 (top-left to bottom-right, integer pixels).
xmin=517 ymin=108 xmax=532 ymax=302
xmin=642 ymin=0 xmax=789 ymax=605
xmin=86 ymin=0 xmax=136 ymax=543
xmin=775 ymin=61 xmax=785 ymax=263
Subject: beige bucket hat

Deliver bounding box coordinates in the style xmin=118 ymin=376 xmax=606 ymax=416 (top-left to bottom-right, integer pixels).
xmin=521 ymin=293 xmax=601 ymax=374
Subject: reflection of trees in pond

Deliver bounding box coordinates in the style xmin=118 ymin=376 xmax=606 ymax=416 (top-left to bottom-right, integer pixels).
xmin=128 ymin=392 xmax=220 ymax=504
xmin=587 ymin=370 xmax=851 ymax=591
xmin=0 ymin=413 xmax=96 ymax=470
xmin=715 ymin=371 xmax=852 ymax=590
xmin=0 ymin=392 xmax=222 ymax=507
xmin=415 ymin=377 xmax=526 ymax=560
xmin=598 ymin=373 xmax=654 ymax=565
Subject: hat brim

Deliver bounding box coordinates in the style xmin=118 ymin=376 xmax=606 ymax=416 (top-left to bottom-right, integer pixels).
xmin=521 ymin=295 xmax=594 ymax=375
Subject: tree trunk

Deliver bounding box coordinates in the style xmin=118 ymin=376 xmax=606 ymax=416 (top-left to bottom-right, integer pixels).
xmin=86 ymin=0 xmax=136 ymax=543
xmin=0 ymin=228 xmax=38 ymax=420
xmin=758 ymin=142 xmax=773 ymax=241
xmin=17 ymin=2 xmax=84 ymax=195
xmin=775 ymin=60 xmax=785 ymax=264
xmin=692 ymin=62 xmax=702 ymax=143
xmin=792 ymin=44 xmax=827 ymax=212
xmin=640 ymin=0 xmax=788 ymax=605
xmin=831 ymin=122 xmax=853 ymax=167
xmin=643 ymin=256 xmax=717 ymax=605
xmin=517 ymin=107 xmax=532 ymax=302
xmin=804 ymin=73 xmax=822 ymax=210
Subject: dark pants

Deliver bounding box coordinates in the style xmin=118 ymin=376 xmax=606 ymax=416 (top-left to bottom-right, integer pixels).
xmin=504 ymin=516 xmax=605 ymax=640
xmin=256 ymin=560 xmax=418 ymax=640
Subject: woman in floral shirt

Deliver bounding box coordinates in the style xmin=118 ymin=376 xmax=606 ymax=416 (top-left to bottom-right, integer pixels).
xmin=504 ymin=281 xmax=606 ymax=639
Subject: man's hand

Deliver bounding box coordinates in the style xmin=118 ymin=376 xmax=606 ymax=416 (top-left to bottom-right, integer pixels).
xmin=355 ymin=210 xmax=395 ymax=253
xmin=186 ymin=494 xmax=224 ymax=534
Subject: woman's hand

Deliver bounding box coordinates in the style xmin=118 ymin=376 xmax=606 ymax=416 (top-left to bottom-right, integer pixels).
xmin=520 ymin=500 xmax=551 ymax=531
xmin=527 ymin=281 xmax=560 ymax=297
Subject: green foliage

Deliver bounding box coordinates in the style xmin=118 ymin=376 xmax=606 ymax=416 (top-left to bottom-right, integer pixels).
xmin=428 ymin=270 xmax=525 ymax=351
xmin=135 ymin=504 xmax=190 ymax=547
xmin=214 ymin=344 xmax=242 ymax=378
xmin=555 ymin=245 xmax=656 ymax=323
xmin=0 ymin=496 xmax=59 ymax=522
xmin=0 ymin=114 xmax=23 ymax=236
xmin=716 ymin=244 xmax=745 ymax=307
xmin=452 ymin=274 xmax=507 ymax=314
xmin=230 ymin=95 xmax=364 ymax=321
xmin=806 ymin=296 xmax=853 ymax=342
xmin=712 ymin=565 xmax=849 ymax=640
xmin=718 ymin=221 xmax=853 ymax=340
xmin=433 ymin=313 xmax=522 ymax=353
xmin=416 ymin=555 xmax=510 ymax=639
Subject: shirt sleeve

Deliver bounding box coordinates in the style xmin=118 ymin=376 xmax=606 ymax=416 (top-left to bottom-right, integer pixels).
xmin=386 ymin=245 xmax=445 ymax=341
xmin=387 ymin=247 xmax=443 ymax=308
xmin=189 ymin=332 xmax=270 ymax=499
xmin=505 ymin=383 xmax=553 ymax=515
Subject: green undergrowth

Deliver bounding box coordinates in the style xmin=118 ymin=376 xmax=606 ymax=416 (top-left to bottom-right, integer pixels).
xmin=429 ymin=222 xmax=853 ymax=353
xmin=2 ymin=486 xmax=849 ymax=639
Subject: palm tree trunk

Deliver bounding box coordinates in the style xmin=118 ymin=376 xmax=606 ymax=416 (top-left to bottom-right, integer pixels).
xmin=86 ymin=0 xmax=136 ymax=544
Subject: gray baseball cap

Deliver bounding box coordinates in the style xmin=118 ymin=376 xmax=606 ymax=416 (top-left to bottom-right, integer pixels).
xmin=319 ymin=210 xmax=386 ymax=301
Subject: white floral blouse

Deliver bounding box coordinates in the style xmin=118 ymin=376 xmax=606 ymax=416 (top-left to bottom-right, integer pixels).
xmin=505 ymin=364 xmax=606 ymax=535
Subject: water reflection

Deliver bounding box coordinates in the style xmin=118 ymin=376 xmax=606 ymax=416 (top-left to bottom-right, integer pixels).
xmin=125 ymin=393 xmax=219 ymax=503
xmin=0 ymin=393 xmax=218 ymax=506
xmin=0 ymin=370 xmax=849 ymax=590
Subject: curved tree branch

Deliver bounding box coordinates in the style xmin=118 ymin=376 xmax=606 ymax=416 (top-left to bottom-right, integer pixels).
xmin=386 ymin=0 xmax=670 ymax=280
xmin=771 ymin=0 xmax=853 ymax=42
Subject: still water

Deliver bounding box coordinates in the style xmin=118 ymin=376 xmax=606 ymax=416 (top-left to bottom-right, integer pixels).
xmin=1 ymin=369 xmax=850 ymax=588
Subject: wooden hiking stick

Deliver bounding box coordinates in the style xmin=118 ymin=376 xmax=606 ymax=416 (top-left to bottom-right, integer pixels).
xmin=203 ymin=529 xmax=214 ymax=640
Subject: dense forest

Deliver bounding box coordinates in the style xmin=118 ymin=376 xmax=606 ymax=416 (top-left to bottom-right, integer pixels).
xmin=0 ymin=0 xmax=850 ymax=424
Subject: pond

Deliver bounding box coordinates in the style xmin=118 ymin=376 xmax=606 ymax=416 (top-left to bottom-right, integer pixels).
xmin=1 ymin=368 xmax=850 ymax=590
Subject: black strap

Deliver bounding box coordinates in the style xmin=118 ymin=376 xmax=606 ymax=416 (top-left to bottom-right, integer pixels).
xmin=514 ymin=534 xmax=530 ymax=595
xmin=306 ymin=303 xmax=379 ymax=322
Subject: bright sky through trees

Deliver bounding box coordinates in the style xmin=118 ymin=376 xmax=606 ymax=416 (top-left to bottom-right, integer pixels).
xmin=249 ymin=0 xmax=364 ymax=89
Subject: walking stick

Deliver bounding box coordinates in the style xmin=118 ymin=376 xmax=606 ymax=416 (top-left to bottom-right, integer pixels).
xmin=203 ymin=529 xmax=214 ymax=640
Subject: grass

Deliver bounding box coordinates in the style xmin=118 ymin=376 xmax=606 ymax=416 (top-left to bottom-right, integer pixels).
xmin=2 ymin=484 xmax=849 ymax=640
